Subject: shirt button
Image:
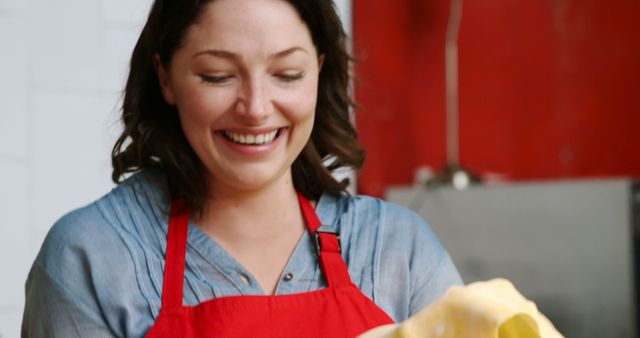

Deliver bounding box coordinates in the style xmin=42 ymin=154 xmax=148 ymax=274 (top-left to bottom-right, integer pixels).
xmin=283 ymin=273 xmax=294 ymax=282
xmin=239 ymin=273 xmax=251 ymax=285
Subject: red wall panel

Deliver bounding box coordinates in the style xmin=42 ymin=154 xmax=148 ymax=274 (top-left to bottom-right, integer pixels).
xmin=354 ymin=0 xmax=640 ymax=197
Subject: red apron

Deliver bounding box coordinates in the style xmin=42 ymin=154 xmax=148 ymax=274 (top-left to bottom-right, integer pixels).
xmin=145 ymin=193 xmax=394 ymax=338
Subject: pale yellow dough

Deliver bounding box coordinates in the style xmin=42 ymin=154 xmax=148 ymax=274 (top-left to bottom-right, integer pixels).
xmin=358 ymin=279 xmax=564 ymax=338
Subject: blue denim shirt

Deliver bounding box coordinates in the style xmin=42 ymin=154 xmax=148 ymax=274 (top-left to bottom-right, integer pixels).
xmin=22 ymin=169 xmax=462 ymax=338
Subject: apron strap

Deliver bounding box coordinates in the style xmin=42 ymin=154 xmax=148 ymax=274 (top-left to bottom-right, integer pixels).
xmin=160 ymin=194 xmax=352 ymax=311
xmin=296 ymin=192 xmax=352 ymax=287
xmin=161 ymin=200 xmax=189 ymax=310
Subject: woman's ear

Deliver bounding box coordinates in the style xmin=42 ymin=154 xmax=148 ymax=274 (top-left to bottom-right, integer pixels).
xmin=153 ymin=54 xmax=176 ymax=105
xmin=318 ymin=54 xmax=325 ymax=72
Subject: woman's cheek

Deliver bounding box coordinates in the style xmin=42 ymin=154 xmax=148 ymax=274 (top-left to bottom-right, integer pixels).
xmin=283 ymin=86 xmax=318 ymax=119
xmin=181 ymin=92 xmax=228 ymax=124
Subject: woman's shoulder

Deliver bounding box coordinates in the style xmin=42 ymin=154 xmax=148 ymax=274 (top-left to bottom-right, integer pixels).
xmin=34 ymin=169 xmax=169 ymax=283
xmin=26 ymin=170 xmax=168 ymax=336
xmin=318 ymin=192 xmax=437 ymax=243
xmin=318 ymin=192 xmax=461 ymax=320
xmin=33 ymin=200 xmax=116 ymax=281
xmin=317 ymin=192 xmax=449 ymax=276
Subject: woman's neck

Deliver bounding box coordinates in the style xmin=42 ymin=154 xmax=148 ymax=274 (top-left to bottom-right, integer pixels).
xmin=196 ymin=172 xmax=308 ymax=294
xmin=197 ymin=172 xmax=304 ymax=241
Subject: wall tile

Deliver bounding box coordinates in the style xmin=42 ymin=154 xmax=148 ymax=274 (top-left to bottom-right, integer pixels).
xmin=27 ymin=0 xmax=104 ymax=91
xmin=0 ymin=162 xmax=31 ymax=310
xmin=104 ymin=27 xmax=143 ymax=93
xmin=0 ymin=0 xmax=27 ymax=13
xmin=0 ymin=308 xmax=23 ymax=338
xmin=0 ymin=17 xmax=28 ymax=160
xmin=102 ymin=0 xmax=152 ymax=26
xmin=31 ymin=90 xmax=117 ymax=236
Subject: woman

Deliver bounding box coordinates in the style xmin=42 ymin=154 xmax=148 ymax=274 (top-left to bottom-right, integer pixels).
xmin=22 ymin=0 xmax=462 ymax=337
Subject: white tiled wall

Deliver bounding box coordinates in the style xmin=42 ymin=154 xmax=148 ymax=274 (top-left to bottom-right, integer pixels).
xmin=0 ymin=1 xmax=351 ymax=336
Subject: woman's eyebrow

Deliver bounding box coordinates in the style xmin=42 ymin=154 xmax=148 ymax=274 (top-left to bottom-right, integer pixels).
xmin=192 ymin=47 xmax=307 ymax=60
xmin=192 ymin=49 xmax=237 ymax=59
xmin=270 ymin=47 xmax=308 ymax=59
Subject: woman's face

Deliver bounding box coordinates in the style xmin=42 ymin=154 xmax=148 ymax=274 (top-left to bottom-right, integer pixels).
xmin=157 ymin=0 xmax=322 ymax=196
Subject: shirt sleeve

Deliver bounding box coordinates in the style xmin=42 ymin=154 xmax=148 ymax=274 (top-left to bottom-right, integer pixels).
xmin=20 ymin=203 xmax=137 ymax=338
xmin=373 ymin=201 xmax=463 ymax=320
xmin=405 ymin=207 xmax=463 ymax=315
xmin=409 ymin=249 xmax=463 ymax=315
xmin=22 ymin=262 xmax=116 ymax=338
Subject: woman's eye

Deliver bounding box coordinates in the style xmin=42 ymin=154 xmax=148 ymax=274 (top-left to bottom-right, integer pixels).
xmin=275 ymin=71 xmax=305 ymax=82
xmin=199 ymin=75 xmax=232 ymax=84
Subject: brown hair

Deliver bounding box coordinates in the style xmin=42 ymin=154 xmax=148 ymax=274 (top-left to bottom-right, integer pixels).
xmin=112 ymin=0 xmax=364 ymax=216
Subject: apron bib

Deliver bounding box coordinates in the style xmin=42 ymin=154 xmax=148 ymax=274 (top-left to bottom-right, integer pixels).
xmin=145 ymin=192 xmax=394 ymax=338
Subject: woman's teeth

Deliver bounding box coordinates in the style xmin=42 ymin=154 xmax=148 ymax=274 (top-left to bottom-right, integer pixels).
xmin=224 ymin=130 xmax=278 ymax=145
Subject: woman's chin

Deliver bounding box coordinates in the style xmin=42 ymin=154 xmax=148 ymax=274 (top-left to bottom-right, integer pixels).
xmin=208 ymin=167 xmax=293 ymax=196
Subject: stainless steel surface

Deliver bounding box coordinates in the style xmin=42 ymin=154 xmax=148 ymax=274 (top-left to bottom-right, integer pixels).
xmin=387 ymin=179 xmax=637 ymax=338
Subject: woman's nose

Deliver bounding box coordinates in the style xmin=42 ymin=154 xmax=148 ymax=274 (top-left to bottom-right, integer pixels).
xmin=235 ymin=77 xmax=272 ymax=121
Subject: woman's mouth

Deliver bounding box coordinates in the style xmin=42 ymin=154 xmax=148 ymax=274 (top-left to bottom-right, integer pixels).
xmin=222 ymin=128 xmax=284 ymax=145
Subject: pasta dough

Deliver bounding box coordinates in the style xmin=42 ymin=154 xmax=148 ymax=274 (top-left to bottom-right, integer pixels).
xmin=359 ymin=279 xmax=563 ymax=338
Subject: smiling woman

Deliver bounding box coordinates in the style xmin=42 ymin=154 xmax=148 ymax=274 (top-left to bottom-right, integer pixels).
xmin=21 ymin=0 xmax=462 ymax=337
xmin=112 ymin=0 xmax=361 ymax=218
